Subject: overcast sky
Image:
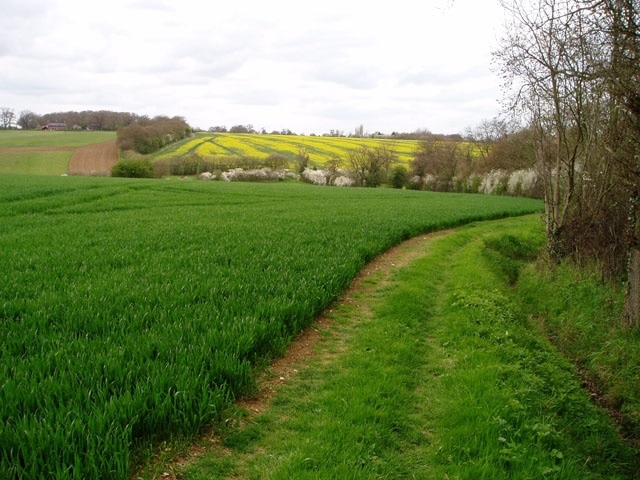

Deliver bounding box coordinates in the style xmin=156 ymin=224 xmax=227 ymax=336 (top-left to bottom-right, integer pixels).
xmin=1 ymin=0 xmax=507 ymax=135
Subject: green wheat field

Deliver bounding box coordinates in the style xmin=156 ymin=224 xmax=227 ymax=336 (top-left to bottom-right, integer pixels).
xmin=0 ymin=173 xmax=541 ymax=479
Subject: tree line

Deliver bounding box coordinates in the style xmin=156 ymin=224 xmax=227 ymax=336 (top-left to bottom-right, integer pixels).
xmin=3 ymin=109 xmax=150 ymax=131
xmin=495 ymin=0 xmax=640 ymax=326
xmin=116 ymin=116 xmax=192 ymax=155
xmin=1 ymin=107 xmax=192 ymax=156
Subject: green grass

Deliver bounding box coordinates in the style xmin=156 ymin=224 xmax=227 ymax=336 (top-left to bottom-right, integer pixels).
xmin=181 ymin=215 xmax=637 ymax=479
xmin=0 ymin=130 xmax=115 ymax=147
xmin=0 ymin=151 xmax=72 ymax=175
xmin=0 ymin=176 xmax=542 ymax=479
xmin=517 ymin=261 xmax=640 ymax=444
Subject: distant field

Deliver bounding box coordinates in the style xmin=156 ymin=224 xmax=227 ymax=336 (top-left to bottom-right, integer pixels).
xmin=153 ymin=132 xmax=425 ymax=166
xmin=0 ymin=130 xmax=475 ymax=175
xmin=0 ymin=175 xmax=542 ymax=479
xmin=0 ymin=130 xmax=115 ymax=148
xmin=0 ymin=151 xmax=71 ymax=175
xmin=0 ymin=130 xmax=117 ymax=175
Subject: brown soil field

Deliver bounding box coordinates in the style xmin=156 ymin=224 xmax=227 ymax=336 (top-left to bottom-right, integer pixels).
xmin=67 ymin=139 xmax=119 ymax=175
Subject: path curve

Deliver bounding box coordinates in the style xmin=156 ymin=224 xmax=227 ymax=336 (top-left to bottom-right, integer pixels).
xmin=140 ymin=229 xmax=452 ymax=479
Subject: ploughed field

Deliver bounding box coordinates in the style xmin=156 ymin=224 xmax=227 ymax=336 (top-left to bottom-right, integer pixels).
xmin=0 ymin=175 xmax=542 ymax=479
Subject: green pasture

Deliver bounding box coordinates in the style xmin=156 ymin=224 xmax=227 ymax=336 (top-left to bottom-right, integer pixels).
xmin=0 ymin=130 xmax=115 ymax=148
xmin=0 ymin=175 xmax=541 ymax=479
xmin=0 ymin=151 xmax=71 ymax=175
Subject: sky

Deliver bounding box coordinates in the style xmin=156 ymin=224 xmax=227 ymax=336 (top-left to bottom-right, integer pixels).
xmin=1 ymin=0 xmax=507 ymax=135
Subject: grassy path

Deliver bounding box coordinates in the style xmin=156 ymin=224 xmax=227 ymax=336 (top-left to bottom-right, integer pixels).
xmin=156 ymin=215 xmax=635 ymax=479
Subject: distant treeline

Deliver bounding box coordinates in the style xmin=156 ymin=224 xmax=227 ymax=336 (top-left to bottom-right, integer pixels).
xmin=117 ymin=117 xmax=192 ymax=154
xmin=206 ymin=124 xmax=466 ymax=141
xmin=16 ymin=108 xmax=192 ymax=155
xmin=17 ymin=110 xmax=148 ymax=131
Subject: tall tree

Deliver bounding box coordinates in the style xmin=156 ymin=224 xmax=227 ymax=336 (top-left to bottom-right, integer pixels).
xmin=599 ymin=0 xmax=640 ymax=326
xmin=348 ymin=146 xmax=396 ymax=187
xmin=17 ymin=110 xmax=40 ymax=130
xmin=495 ymin=0 xmax=640 ymax=326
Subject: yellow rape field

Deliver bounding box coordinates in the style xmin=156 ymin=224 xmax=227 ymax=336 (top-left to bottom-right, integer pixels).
xmin=154 ymin=132 xmax=472 ymax=167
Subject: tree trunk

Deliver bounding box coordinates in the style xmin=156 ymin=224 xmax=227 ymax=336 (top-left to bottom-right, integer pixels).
xmin=624 ymin=191 xmax=640 ymax=327
xmin=624 ymin=246 xmax=640 ymax=328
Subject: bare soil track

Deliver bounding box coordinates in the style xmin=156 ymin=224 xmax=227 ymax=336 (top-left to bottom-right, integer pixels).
xmin=67 ymin=139 xmax=118 ymax=175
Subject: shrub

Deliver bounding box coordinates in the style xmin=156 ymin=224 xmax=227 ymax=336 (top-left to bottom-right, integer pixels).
xmin=390 ymin=165 xmax=408 ymax=188
xmin=507 ymin=168 xmax=538 ymax=197
xmin=334 ymin=175 xmax=355 ymax=187
xmin=265 ymin=154 xmax=290 ymax=170
xmin=220 ymin=167 xmax=287 ymax=182
xmin=480 ymin=169 xmax=509 ymax=194
xmin=301 ymin=167 xmax=328 ymax=185
xmin=111 ymin=158 xmax=153 ymax=178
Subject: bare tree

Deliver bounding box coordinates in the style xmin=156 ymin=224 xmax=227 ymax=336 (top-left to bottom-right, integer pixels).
xmin=17 ymin=110 xmax=40 ymax=130
xmin=1 ymin=107 xmax=15 ymax=129
xmin=598 ymin=0 xmax=640 ymax=326
xmin=324 ymin=154 xmax=342 ymax=185
xmin=411 ymin=140 xmax=461 ymax=191
xmin=347 ymin=145 xmax=396 ymax=187
xmin=465 ymin=118 xmax=509 ymax=163
xmin=496 ymin=0 xmax=640 ymax=326
xmin=295 ymin=146 xmax=310 ymax=173
xmin=410 ymin=141 xmax=432 ymax=190
xmin=495 ymin=0 xmax=612 ymax=258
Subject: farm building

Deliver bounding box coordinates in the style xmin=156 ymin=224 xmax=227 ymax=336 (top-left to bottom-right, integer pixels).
xmin=42 ymin=122 xmax=67 ymax=131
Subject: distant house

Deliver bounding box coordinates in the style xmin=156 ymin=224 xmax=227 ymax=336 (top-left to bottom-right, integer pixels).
xmin=42 ymin=122 xmax=66 ymax=131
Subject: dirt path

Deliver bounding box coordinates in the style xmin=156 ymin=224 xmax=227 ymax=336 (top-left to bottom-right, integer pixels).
xmin=67 ymin=139 xmax=118 ymax=175
xmin=237 ymin=231 xmax=450 ymax=417
xmin=141 ymin=229 xmax=452 ymax=479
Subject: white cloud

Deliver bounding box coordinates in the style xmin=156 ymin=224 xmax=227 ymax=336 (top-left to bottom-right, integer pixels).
xmin=0 ymin=0 xmax=507 ymax=134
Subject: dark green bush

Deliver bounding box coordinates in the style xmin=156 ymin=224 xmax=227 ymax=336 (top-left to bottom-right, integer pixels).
xmin=389 ymin=165 xmax=408 ymax=188
xmin=111 ymin=158 xmax=153 ymax=178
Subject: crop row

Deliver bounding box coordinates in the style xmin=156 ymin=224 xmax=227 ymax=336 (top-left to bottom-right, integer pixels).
xmin=0 ymin=176 xmax=542 ymax=479
xmin=155 ymin=132 xmax=421 ymax=165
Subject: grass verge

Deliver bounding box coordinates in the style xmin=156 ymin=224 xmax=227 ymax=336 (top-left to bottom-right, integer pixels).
xmin=177 ymin=214 xmax=638 ymax=479
xmin=517 ymin=260 xmax=640 ymax=449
